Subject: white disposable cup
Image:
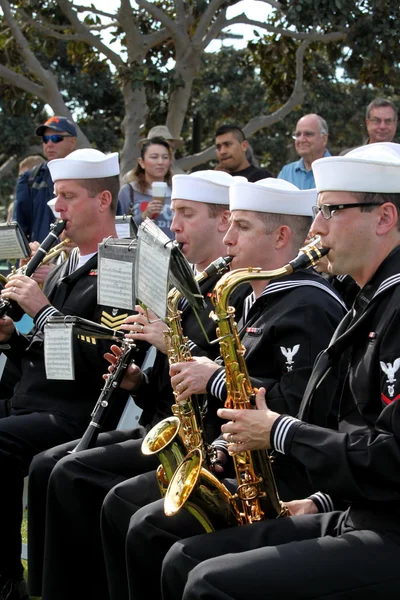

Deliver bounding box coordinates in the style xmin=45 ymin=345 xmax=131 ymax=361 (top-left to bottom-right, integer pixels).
xmin=152 ymin=181 xmax=168 ymax=199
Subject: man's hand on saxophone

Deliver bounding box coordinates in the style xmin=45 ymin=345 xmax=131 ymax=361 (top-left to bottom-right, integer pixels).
xmin=218 ymin=387 xmax=280 ymax=453
xmin=170 ymin=356 xmax=221 ymax=402
xmin=1 ymin=273 xmax=50 ymax=318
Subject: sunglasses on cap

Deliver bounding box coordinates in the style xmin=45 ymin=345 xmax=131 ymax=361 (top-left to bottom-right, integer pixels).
xmin=42 ymin=134 xmax=74 ymax=144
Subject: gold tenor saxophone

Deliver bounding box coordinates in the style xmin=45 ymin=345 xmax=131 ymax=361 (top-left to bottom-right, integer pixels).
xmin=141 ymin=256 xmax=241 ymax=530
xmin=164 ymin=236 xmax=328 ymax=527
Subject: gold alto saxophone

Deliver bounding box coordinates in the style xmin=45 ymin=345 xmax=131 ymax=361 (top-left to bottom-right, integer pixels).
xmin=164 ymin=236 xmax=328 ymax=528
xmin=141 ymin=256 xmax=241 ymax=530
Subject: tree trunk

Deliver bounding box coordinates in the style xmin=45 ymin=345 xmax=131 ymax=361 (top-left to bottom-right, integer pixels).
xmin=119 ymin=82 xmax=149 ymax=178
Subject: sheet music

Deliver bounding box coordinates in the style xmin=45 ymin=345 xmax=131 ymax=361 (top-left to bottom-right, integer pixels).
xmin=99 ymin=257 xmax=134 ymax=309
xmin=44 ymin=324 xmax=75 ymax=380
xmin=0 ymin=225 xmax=29 ymax=259
xmin=98 ymin=238 xmax=136 ymax=310
xmin=135 ymin=220 xmax=171 ymax=319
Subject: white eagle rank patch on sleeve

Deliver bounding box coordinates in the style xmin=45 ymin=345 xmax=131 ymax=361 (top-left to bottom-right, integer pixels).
xmin=380 ymin=358 xmax=400 ymax=404
xmin=280 ymin=344 xmax=300 ymax=372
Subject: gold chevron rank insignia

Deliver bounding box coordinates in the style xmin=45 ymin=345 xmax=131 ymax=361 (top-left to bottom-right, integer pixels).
xmin=101 ymin=311 xmax=129 ymax=329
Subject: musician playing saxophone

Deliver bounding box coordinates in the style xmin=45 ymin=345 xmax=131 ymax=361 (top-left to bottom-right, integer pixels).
xmin=162 ymin=143 xmax=400 ymax=600
xmin=103 ymin=178 xmax=348 ymax=600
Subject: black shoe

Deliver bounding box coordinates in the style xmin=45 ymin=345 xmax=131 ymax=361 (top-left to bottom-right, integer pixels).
xmin=0 ymin=577 xmax=29 ymax=600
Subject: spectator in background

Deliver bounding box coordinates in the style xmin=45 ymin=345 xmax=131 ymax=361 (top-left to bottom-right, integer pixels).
xmin=13 ymin=116 xmax=77 ymax=242
xmin=340 ymin=99 xmax=398 ymax=156
xmin=215 ymin=124 xmax=273 ymax=182
xmin=18 ymin=155 xmax=45 ymax=177
xmin=133 ymin=125 xmax=184 ymax=177
xmin=365 ymin=98 xmax=398 ymax=144
xmin=278 ymin=114 xmax=330 ymax=189
xmin=117 ymin=136 xmax=174 ymax=239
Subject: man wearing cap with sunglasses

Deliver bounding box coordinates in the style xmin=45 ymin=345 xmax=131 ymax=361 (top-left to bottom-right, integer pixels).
xmin=14 ymin=116 xmax=77 ymax=243
xmin=162 ymin=142 xmax=400 ymax=600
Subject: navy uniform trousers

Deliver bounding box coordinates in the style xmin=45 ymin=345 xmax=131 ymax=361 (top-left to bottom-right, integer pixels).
xmin=161 ymin=510 xmax=400 ymax=600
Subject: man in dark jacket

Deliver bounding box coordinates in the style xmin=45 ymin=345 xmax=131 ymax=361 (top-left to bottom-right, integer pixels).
xmin=98 ymin=178 xmax=347 ymax=600
xmin=26 ymin=170 xmax=249 ymax=600
xmin=0 ymin=148 xmax=128 ymax=600
xmin=162 ymin=143 xmax=400 ymax=600
xmin=13 ymin=116 xmax=77 ymax=242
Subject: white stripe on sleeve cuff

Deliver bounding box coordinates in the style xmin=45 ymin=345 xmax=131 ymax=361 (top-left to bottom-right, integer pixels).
xmin=272 ymin=415 xmax=301 ymax=454
xmin=35 ymin=306 xmax=59 ymax=332
xmin=210 ymin=369 xmax=227 ymax=400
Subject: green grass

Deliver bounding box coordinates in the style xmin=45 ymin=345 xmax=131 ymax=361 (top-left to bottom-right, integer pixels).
xmin=21 ymin=510 xmax=28 ymax=582
xmin=21 ymin=511 xmax=41 ymax=600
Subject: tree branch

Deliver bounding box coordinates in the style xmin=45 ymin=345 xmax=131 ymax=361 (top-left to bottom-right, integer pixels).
xmin=202 ymin=9 xmax=229 ymax=49
xmin=174 ymin=0 xmax=187 ymax=29
xmin=0 ymin=0 xmax=50 ymax=78
xmin=0 ymin=64 xmax=46 ymax=99
xmin=71 ymin=3 xmax=117 ymax=19
xmin=0 ymin=155 xmax=17 ymax=179
xmin=56 ymin=0 xmax=125 ymax=69
xmin=177 ymin=40 xmax=311 ymax=171
xmin=244 ymin=39 xmax=310 ymax=135
xmin=194 ymin=0 xmax=228 ymax=44
xmin=117 ymin=0 xmax=145 ymax=60
xmin=20 ymin=9 xmax=117 ymax=36
xmin=224 ymin=14 xmax=348 ymax=42
xmin=136 ymin=0 xmax=182 ymax=40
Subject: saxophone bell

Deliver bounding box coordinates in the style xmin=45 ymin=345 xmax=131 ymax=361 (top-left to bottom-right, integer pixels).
xmin=164 ymin=448 xmax=241 ymax=533
xmin=141 ymin=416 xmax=187 ymax=495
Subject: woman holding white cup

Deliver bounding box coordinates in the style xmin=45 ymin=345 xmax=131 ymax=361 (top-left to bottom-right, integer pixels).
xmin=117 ymin=136 xmax=174 ymax=238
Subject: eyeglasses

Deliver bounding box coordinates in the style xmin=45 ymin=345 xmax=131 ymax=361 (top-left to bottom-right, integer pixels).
xmin=292 ymin=131 xmax=320 ymax=140
xmin=367 ymin=118 xmax=397 ymax=126
xmin=42 ymin=134 xmax=74 ymax=144
xmin=312 ymin=202 xmax=384 ymax=220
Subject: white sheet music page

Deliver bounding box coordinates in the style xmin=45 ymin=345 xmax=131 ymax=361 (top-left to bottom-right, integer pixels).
xmin=44 ymin=323 xmax=75 ymax=380
xmin=0 ymin=225 xmax=27 ymax=259
xmin=98 ymin=238 xmax=136 ymax=310
xmin=135 ymin=219 xmax=171 ymax=319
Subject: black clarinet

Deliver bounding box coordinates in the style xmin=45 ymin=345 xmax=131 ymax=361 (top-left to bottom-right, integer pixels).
xmin=70 ymin=339 xmax=137 ymax=453
xmin=0 ymin=219 xmax=67 ymax=321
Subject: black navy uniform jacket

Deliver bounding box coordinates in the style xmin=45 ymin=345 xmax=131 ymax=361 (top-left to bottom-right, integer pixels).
xmin=0 ymin=251 xmax=140 ymax=428
xmin=134 ymin=273 xmax=249 ymax=442
xmin=271 ymin=246 xmax=400 ymax=532
xmin=207 ymin=268 xmax=347 ymax=420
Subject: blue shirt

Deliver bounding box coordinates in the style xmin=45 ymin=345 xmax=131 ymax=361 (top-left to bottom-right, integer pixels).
xmin=278 ymin=150 xmax=331 ymax=190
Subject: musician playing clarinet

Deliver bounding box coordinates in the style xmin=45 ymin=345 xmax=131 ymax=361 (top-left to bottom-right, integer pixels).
xmin=0 ymin=148 xmax=133 ymax=600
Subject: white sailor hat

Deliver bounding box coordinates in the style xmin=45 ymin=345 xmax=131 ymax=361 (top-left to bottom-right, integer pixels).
xmin=172 ymin=170 xmax=244 ymax=205
xmin=47 ymin=198 xmax=59 ymax=218
xmin=48 ymin=148 xmax=120 ymax=182
xmin=313 ymin=142 xmax=400 ymax=193
xmin=230 ymin=178 xmax=316 ymax=216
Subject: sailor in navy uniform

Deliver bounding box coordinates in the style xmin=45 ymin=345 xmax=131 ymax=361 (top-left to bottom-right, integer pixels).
xmin=0 ymin=149 xmax=132 ymax=600
xmin=100 ymin=178 xmax=347 ymax=600
xmin=162 ymin=143 xmax=400 ymax=600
